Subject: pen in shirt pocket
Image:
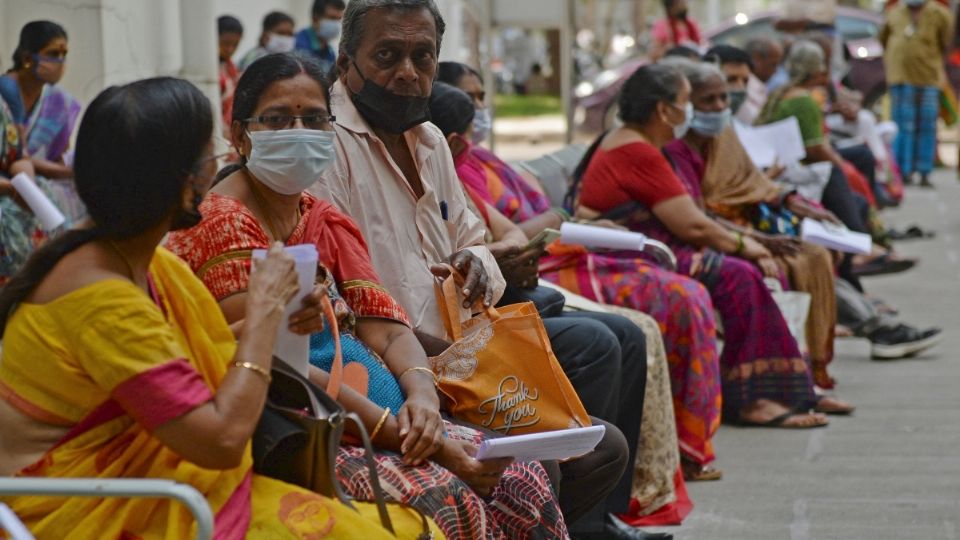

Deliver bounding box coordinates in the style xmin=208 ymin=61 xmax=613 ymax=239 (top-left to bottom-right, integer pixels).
xmin=440 ymin=200 xmax=449 ymax=221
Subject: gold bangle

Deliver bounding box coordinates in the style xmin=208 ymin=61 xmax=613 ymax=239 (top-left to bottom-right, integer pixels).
xmin=370 ymin=407 xmax=391 ymax=442
xmin=233 ymin=361 xmax=272 ymax=384
xmin=399 ymin=366 xmax=438 ymax=386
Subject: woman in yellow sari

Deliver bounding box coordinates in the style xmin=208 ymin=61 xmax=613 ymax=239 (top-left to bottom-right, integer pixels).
xmin=0 ymin=77 xmax=432 ymax=539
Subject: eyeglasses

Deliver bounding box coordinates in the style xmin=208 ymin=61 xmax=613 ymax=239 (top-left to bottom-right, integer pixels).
xmin=244 ymin=114 xmax=336 ymax=131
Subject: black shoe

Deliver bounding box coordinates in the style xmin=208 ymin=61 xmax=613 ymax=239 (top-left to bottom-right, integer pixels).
xmin=920 ymin=174 xmax=934 ymax=188
xmin=874 ymin=188 xmax=899 ymax=209
xmin=573 ymin=515 xmax=674 ymax=540
xmin=869 ymin=324 xmax=942 ymax=359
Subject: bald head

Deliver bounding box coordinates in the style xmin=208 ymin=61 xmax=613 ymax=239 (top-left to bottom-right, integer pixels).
xmin=745 ymin=37 xmax=784 ymax=83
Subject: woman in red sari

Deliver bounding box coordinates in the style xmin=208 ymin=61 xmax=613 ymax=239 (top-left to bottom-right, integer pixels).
xmin=574 ymin=63 xmax=854 ymax=427
xmin=167 ymin=52 xmax=568 ymax=540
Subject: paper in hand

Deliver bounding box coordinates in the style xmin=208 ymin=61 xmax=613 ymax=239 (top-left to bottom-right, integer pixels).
xmin=560 ymin=222 xmax=646 ymax=252
xmin=251 ymin=244 xmax=319 ymax=376
xmin=800 ymin=218 xmax=872 ymax=255
xmin=735 ymin=117 xmax=807 ymax=169
xmin=475 ymin=425 xmax=606 ymax=462
xmin=10 ymin=172 xmax=66 ymax=230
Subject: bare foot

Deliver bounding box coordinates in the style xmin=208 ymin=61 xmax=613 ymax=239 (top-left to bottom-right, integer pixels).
xmin=739 ymin=399 xmax=829 ymax=428
xmin=814 ymin=395 xmax=856 ymax=415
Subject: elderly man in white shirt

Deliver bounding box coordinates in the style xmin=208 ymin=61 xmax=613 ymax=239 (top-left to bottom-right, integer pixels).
xmin=310 ymin=2 xmax=670 ymax=539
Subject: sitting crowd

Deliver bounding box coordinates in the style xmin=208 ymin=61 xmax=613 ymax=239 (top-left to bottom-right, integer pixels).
xmin=0 ymin=0 xmax=944 ymax=539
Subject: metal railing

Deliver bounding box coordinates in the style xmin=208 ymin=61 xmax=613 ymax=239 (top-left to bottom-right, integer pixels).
xmin=0 ymin=478 xmax=214 ymax=540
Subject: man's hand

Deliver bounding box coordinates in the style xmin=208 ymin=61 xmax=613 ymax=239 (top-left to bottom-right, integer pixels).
xmin=431 ymin=250 xmax=494 ymax=309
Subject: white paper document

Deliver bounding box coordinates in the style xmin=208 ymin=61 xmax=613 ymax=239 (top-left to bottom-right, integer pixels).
xmin=251 ymin=244 xmax=318 ymax=376
xmin=475 ymin=425 xmax=606 ymax=462
xmin=560 ymin=222 xmax=646 ymax=252
xmin=801 ymin=218 xmax=872 ymax=255
xmin=11 ymin=172 xmax=65 ymax=230
xmin=735 ymin=117 xmax=807 ymax=169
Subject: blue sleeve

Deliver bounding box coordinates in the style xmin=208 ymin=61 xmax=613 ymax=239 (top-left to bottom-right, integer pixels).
xmin=295 ymin=28 xmax=313 ymax=52
xmin=0 ymin=77 xmax=24 ymax=124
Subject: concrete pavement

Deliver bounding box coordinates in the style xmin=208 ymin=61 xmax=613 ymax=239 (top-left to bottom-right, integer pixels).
xmin=657 ymin=170 xmax=960 ymax=540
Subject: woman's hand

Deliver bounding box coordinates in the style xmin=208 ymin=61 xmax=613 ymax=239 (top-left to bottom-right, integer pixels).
xmin=583 ymin=219 xmax=628 ymax=231
xmin=753 ymin=234 xmax=802 ymax=257
xmin=756 ymin=256 xmax=782 ymax=279
xmin=288 ymin=283 xmax=328 ymax=335
xmin=785 ymin=195 xmax=842 ymax=225
xmin=764 ymin=164 xmax=786 ymax=180
xmin=398 ymin=390 xmax=444 ymax=466
xmin=740 ymin=235 xmax=773 ymax=261
xmin=433 ymin=438 xmax=513 ymax=497
xmin=248 ymin=243 xmax=300 ymax=318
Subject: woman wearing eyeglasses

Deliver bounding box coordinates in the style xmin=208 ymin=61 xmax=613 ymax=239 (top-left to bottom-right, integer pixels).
xmin=167 ymin=52 xmax=569 ymax=540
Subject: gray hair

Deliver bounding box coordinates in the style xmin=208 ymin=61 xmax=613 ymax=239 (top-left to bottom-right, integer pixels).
xmin=745 ymin=37 xmax=781 ymax=59
xmin=340 ymin=0 xmax=446 ymax=58
xmin=659 ymin=57 xmax=724 ymax=91
xmin=785 ymin=39 xmax=825 ymax=83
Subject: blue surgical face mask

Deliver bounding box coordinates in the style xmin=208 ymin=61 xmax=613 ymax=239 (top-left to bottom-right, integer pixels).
xmin=691 ymin=108 xmax=732 ymax=137
xmin=471 ymin=108 xmax=492 ymax=144
xmin=315 ymin=19 xmax=341 ymax=42
xmin=671 ymin=101 xmax=694 ymax=139
xmin=245 ymin=129 xmax=337 ymax=195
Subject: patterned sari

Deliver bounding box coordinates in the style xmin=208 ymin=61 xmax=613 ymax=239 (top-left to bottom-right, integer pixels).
xmin=665 ymin=130 xmax=838 ymax=388
xmin=166 ymin=192 xmax=569 ymax=540
xmin=0 ymin=101 xmax=51 ymax=287
xmin=578 ymin=142 xmax=818 ymax=420
xmin=0 ymin=75 xmax=86 ymax=225
xmin=0 ymin=248 xmax=406 ymax=539
xmin=458 ymin=147 xmax=716 ymax=525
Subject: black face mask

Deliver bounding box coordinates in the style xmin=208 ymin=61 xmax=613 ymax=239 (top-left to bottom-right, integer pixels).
xmin=170 ymin=186 xmax=203 ymax=231
xmin=350 ymin=62 xmax=431 ymax=134
xmin=675 ymin=9 xmax=689 ymax=20
xmin=728 ymin=89 xmax=748 ymax=115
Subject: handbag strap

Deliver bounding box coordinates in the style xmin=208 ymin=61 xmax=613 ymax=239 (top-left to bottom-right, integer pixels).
xmin=342 ymin=412 xmax=396 ymax=534
xmin=320 ymin=294 xmax=344 ymax=400
xmin=435 ymin=263 xmax=503 ymax=342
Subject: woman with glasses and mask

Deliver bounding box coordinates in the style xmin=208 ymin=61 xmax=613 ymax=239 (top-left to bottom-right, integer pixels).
xmin=167 ymin=52 xmax=568 ymax=540
xmin=572 ymin=63 xmax=854 ymax=430
xmin=0 ymin=76 xmax=398 ymax=539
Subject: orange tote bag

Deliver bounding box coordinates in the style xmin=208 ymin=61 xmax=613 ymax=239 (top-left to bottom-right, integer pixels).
xmin=429 ymin=267 xmax=591 ymax=435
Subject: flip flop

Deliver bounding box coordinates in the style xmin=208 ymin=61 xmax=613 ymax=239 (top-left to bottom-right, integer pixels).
xmin=681 ymin=460 xmax=723 ymax=482
xmin=735 ymin=412 xmax=829 ymax=429
xmin=814 ymin=396 xmax=856 ymax=416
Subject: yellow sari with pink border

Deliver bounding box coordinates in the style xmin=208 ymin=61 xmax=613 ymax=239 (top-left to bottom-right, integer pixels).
xmin=0 ymin=248 xmax=430 ymax=539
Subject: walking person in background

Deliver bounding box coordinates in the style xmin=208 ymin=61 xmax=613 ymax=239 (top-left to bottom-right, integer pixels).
xmin=237 ymin=11 xmax=296 ymax=72
xmin=217 ymin=15 xmax=243 ymax=132
xmin=650 ymin=0 xmax=705 ymax=60
xmin=296 ymin=0 xmax=346 ymax=74
xmin=881 ymin=0 xmax=954 ymax=187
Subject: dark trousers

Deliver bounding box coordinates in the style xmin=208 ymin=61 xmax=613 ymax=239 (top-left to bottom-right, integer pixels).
xmin=836 ymin=143 xmax=879 ymax=196
xmin=543 ymin=311 xmax=647 ymax=531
